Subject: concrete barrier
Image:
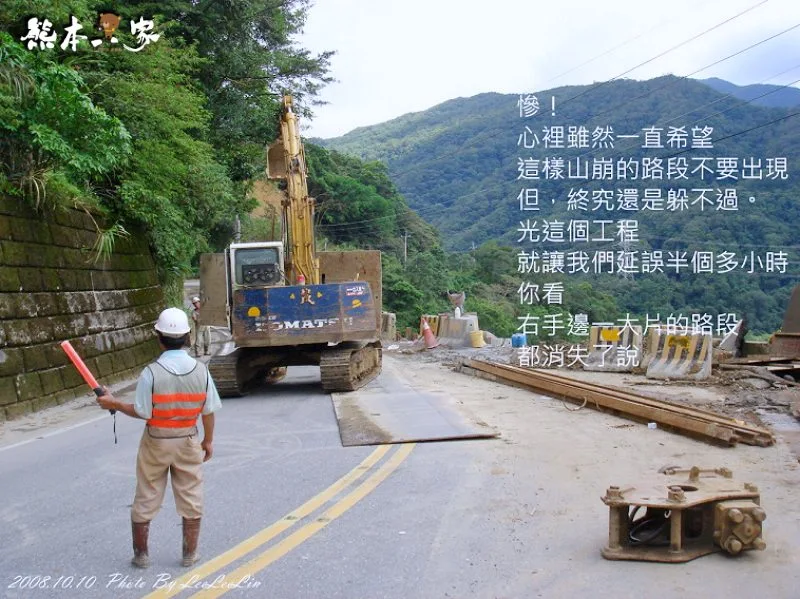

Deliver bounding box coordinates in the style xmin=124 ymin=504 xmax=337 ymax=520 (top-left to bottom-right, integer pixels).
xmin=437 ymin=313 xmax=480 ymax=347
xmin=645 ymin=329 xmax=712 ymax=381
xmin=381 ymin=312 xmax=396 ymax=342
xmin=583 ymin=326 xmax=643 ymax=372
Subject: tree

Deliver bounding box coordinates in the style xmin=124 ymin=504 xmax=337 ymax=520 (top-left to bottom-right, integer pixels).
xmin=382 ymin=254 xmax=424 ymax=329
xmin=0 ymin=32 xmax=131 ymax=209
xmin=122 ymin=0 xmax=334 ymax=182
xmin=321 ymin=77 xmax=800 ymax=333
xmin=0 ymin=1 xmax=335 ymax=282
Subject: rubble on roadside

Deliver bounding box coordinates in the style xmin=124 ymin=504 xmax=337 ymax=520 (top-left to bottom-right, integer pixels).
xmin=386 ymin=334 xmax=800 ymax=424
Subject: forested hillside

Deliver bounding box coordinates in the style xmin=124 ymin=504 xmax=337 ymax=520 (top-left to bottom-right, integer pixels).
xmin=0 ymin=1 xmax=529 ymax=335
xmin=3 ymin=4 xmax=797 ymax=338
xmin=0 ymin=0 xmax=330 ymax=296
xmin=320 ymin=77 xmax=800 ymax=334
xmin=0 ymin=1 xmax=530 ymax=336
xmin=700 ymin=78 xmax=800 ymax=109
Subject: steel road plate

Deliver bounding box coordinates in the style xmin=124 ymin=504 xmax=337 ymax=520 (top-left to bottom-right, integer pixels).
xmin=331 ymin=372 xmax=498 ymax=447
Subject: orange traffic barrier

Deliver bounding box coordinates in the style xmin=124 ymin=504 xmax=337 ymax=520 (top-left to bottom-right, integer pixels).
xmin=421 ymin=317 xmax=439 ymax=349
xmin=420 ymin=314 xmax=440 ymax=336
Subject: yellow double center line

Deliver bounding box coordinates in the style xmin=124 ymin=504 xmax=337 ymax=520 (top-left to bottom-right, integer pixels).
xmin=144 ymin=443 xmax=414 ymax=599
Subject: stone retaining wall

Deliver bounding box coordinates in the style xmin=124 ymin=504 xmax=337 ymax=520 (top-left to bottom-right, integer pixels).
xmin=0 ymin=198 xmax=164 ymax=420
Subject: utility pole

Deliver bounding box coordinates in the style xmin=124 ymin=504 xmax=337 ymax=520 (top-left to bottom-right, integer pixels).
xmin=620 ymin=237 xmax=631 ymax=280
xmin=613 ymin=233 xmax=636 ymax=281
xmin=403 ymin=231 xmax=408 ymax=266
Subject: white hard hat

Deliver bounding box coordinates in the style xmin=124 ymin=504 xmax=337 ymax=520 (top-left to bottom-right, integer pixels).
xmin=192 ymin=296 xmax=200 ymax=303
xmin=154 ymin=307 xmax=191 ymax=337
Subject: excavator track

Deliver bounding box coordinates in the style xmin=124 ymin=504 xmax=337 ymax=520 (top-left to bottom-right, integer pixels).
xmin=320 ymin=342 xmax=382 ymax=392
xmin=207 ymin=350 xmax=245 ymax=397
xmin=208 ymin=349 xmax=288 ymax=398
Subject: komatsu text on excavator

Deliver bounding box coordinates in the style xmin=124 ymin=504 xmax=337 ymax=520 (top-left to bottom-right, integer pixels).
xmin=198 ymin=96 xmax=383 ymax=396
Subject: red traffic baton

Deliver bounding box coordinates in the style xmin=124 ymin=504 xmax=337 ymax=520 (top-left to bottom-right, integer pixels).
xmin=60 ymin=341 xmax=115 ymax=414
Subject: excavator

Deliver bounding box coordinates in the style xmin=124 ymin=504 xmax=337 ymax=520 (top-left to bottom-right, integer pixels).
xmin=198 ymin=96 xmax=383 ymax=396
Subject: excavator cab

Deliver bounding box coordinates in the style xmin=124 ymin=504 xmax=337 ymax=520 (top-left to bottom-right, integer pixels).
xmin=230 ymin=242 xmax=284 ymax=288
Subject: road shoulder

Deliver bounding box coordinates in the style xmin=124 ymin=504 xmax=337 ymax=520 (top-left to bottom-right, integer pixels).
xmin=0 ymin=378 xmax=138 ymax=450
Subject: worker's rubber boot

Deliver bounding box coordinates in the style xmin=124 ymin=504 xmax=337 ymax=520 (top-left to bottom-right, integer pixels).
xmin=131 ymin=521 xmax=151 ymax=569
xmin=182 ymin=517 xmax=201 ymax=567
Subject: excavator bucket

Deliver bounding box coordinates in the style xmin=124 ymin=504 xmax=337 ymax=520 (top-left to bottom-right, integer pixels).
xmin=266 ymin=140 xmax=286 ymax=180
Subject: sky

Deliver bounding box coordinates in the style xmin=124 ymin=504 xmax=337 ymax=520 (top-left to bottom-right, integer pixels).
xmin=298 ymin=0 xmax=800 ymax=138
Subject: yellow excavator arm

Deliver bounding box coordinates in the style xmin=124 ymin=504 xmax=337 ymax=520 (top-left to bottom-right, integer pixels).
xmin=266 ymin=95 xmax=320 ymax=285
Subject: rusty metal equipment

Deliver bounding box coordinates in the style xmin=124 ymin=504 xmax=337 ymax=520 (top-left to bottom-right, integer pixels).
xmin=601 ymin=466 xmax=766 ymax=563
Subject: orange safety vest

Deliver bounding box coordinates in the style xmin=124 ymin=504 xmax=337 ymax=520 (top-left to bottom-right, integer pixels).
xmin=146 ymin=360 xmax=209 ymax=438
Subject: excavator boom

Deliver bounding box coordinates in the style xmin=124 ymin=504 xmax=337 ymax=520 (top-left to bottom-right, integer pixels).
xmin=202 ymin=95 xmax=383 ymax=397
xmin=267 ymin=95 xmax=320 ymax=285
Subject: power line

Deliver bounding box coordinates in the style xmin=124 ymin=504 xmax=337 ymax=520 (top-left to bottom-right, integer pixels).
xmin=565 ymin=71 xmax=800 ymax=164
xmin=311 ymin=7 xmax=686 ymax=166
xmin=577 ymin=22 xmax=800 ymax=124
xmin=429 ymin=21 xmax=799 ymax=181
xmin=443 ymin=77 xmax=800 ymax=230
xmin=551 ymin=0 xmax=771 ymax=111
xmin=666 ymin=108 xmax=800 ymax=158
xmin=316 ymin=100 xmax=800 ymax=237
xmin=381 ymin=0 xmax=772 ymax=182
xmin=316 ymin=58 xmax=800 ymax=235
xmin=660 ymin=63 xmax=800 ymax=126
xmin=420 ymin=67 xmax=800 ymax=239
xmin=408 ymin=55 xmax=800 ymax=223
xmin=314 ymin=10 xmax=798 ymax=242
xmin=539 ymin=15 xmax=686 ymax=87
xmin=316 ymin=199 xmax=459 ymax=230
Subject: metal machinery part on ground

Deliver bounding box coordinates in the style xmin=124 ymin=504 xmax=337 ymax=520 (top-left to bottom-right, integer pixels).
xmin=771 ymin=284 xmax=800 ymax=357
xmin=199 ymin=96 xmax=382 ymax=397
xmin=601 ymin=467 xmax=766 ymax=563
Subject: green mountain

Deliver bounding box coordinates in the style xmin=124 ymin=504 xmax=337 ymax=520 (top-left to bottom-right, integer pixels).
xmin=698 ymin=77 xmax=800 ymax=109
xmin=319 ymin=77 xmax=800 ymax=333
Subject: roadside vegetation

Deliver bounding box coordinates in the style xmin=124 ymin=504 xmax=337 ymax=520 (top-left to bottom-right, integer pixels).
xmin=2 ymin=1 xmax=708 ymax=338
xmin=0 ymin=0 xmax=327 ymax=295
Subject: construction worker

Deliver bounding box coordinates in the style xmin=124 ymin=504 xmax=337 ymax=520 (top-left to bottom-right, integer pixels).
xmin=96 ymin=307 xmax=221 ymax=569
xmin=191 ymin=296 xmax=211 ymax=356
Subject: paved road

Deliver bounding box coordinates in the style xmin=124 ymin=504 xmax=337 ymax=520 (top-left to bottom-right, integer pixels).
xmin=3 ymin=356 xmax=800 ymax=599
xmin=0 ymin=364 xmax=486 ymax=599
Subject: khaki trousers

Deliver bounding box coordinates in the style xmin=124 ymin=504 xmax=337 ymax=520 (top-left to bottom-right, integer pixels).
xmin=191 ymin=322 xmax=211 ymax=355
xmin=131 ymin=429 xmax=204 ymax=523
